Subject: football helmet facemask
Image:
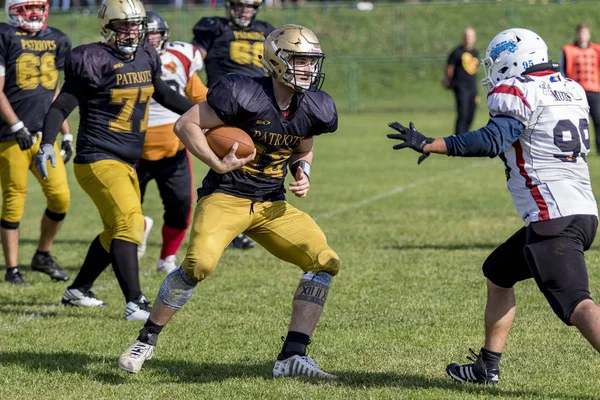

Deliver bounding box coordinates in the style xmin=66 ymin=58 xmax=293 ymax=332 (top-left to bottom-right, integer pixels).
xmin=262 ymin=24 xmax=325 ymax=92
xmin=98 ymin=0 xmax=146 ymax=56
xmin=225 ymin=0 xmax=262 ymax=28
xmin=481 ymin=28 xmax=548 ymax=93
xmin=146 ymin=10 xmax=170 ymax=51
xmin=6 ymin=0 xmax=49 ymax=32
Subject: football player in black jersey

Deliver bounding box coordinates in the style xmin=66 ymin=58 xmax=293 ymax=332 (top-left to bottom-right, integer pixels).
xmin=36 ymin=0 xmax=194 ymax=320
xmin=192 ymin=0 xmax=274 ymax=249
xmin=0 ymin=0 xmax=72 ymax=285
xmin=192 ymin=0 xmax=274 ymax=87
xmin=120 ymin=25 xmax=340 ymax=379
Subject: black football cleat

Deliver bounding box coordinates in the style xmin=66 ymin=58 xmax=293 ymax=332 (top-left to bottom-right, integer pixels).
xmin=446 ymin=348 xmax=499 ymax=384
xmin=5 ymin=268 xmax=29 ymax=286
xmin=228 ymin=234 xmax=256 ymax=250
xmin=31 ymin=252 xmax=70 ymax=281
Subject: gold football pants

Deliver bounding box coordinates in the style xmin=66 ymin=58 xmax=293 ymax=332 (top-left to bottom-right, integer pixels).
xmin=0 ymin=139 xmax=70 ymax=224
xmin=182 ymin=193 xmax=341 ymax=282
xmin=74 ymin=160 xmax=144 ymax=252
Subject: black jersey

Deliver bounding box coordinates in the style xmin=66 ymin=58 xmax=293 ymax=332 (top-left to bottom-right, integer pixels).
xmin=192 ymin=17 xmax=274 ymax=87
xmin=64 ymin=43 xmax=162 ymax=165
xmin=201 ymin=74 xmax=337 ymax=201
xmin=0 ymin=23 xmax=71 ymax=141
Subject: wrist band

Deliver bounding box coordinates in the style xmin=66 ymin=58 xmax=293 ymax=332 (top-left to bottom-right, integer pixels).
xmin=10 ymin=120 xmax=24 ymax=133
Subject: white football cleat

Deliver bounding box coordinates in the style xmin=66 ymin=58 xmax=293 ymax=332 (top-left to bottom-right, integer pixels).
xmin=156 ymin=255 xmax=177 ymax=275
xmin=137 ymin=216 xmax=154 ymax=261
xmin=123 ymin=295 xmax=151 ymax=321
xmin=118 ymin=339 xmax=154 ymax=374
xmin=273 ymin=355 xmax=337 ymax=380
xmin=62 ymin=288 xmax=106 ymax=307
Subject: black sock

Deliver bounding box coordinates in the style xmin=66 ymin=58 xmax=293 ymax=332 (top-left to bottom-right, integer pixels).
xmin=138 ymin=319 xmax=163 ymax=346
xmin=35 ymin=250 xmax=50 ymax=257
xmin=110 ymin=239 xmax=142 ymax=303
xmin=70 ymin=235 xmax=111 ymax=292
xmin=277 ymin=331 xmax=310 ymax=360
xmin=481 ymin=348 xmax=502 ymax=371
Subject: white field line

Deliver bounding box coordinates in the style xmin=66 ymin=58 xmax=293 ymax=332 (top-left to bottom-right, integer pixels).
xmin=0 ymin=283 xmax=114 ymax=332
xmin=0 ymin=304 xmax=58 ymax=332
xmin=313 ymin=159 xmax=494 ymax=221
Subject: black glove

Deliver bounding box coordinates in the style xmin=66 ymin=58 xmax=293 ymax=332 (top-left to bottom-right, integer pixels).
xmin=12 ymin=122 xmax=34 ymax=150
xmin=387 ymin=121 xmax=434 ymax=165
xmin=60 ymin=134 xmax=73 ymax=164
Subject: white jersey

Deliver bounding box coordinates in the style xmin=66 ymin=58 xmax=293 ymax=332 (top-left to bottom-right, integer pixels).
xmin=488 ymin=71 xmax=598 ymax=225
xmin=148 ymin=41 xmax=203 ymax=127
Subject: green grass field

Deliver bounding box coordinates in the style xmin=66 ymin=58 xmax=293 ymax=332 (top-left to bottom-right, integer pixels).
xmin=2 ymin=108 xmax=600 ymax=399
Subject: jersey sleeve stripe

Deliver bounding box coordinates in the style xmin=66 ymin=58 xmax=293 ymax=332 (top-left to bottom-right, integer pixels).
xmin=166 ymin=48 xmax=191 ymax=78
xmin=513 ymin=140 xmax=550 ymax=220
xmin=489 ymin=84 xmax=531 ymax=110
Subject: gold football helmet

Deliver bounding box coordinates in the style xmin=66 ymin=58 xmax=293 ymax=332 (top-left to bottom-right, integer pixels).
xmin=98 ymin=0 xmax=146 ymax=56
xmin=262 ymin=24 xmax=325 ymax=92
xmin=225 ymin=0 xmax=262 ymax=28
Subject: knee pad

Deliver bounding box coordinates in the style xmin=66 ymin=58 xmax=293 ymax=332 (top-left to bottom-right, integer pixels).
xmin=157 ymin=266 xmax=197 ymax=310
xmin=45 ymin=208 xmax=66 ymax=222
xmin=46 ymin=190 xmax=70 ymax=215
xmin=313 ymin=248 xmax=340 ymax=276
xmin=112 ymin=211 xmax=145 ymax=245
xmin=0 ymin=219 xmax=19 ymax=230
xmin=181 ymin=253 xmax=218 ymax=282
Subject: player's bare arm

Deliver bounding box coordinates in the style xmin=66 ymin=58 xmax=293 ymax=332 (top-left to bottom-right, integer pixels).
xmin=0 ymin=75 xmax=34 ymax=150
xmin=288 ymin=136 xmax=313 ymax=198
xmin=174 ymin=102 xmax=256 ymax=174
xmin=0 ymin=76 xmax=19 ymax=125
xmin=198 ymin=47 xmax=207 ymax=60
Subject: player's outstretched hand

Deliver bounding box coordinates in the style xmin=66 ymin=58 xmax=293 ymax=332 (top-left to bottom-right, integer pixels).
xmin=289 ymin=168 xmax=310 ymax=198
xmin=215 ymin=142 xmax=257 ymax=174
xmin=387 ymin=121 xmax=434 ymax=165
xmin=35 ymin=144 xmax=57 ymax=180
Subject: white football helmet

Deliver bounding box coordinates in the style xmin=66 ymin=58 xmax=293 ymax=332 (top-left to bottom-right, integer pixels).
xmin=481 ymin=28 xmax=548 ymax=93
xmin=6 ymin=0 xmax=49 ymax=32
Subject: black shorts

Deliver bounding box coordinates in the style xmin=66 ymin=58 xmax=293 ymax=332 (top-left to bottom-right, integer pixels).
xmin=483 ymin=214 xmax=598 ymax=324
xmin=137 ymin=149 xmax=193 ymax=229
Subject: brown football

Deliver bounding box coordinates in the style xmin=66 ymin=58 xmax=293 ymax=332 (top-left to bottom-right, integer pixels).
xmin=205 ymin=125 xmax=255 ymax=159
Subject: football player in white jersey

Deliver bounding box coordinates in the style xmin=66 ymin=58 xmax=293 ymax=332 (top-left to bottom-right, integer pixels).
xmin=388 ymin=28 xmax=600 ymax=384
xmin=137 ymin=10 xmax=208 ymax=274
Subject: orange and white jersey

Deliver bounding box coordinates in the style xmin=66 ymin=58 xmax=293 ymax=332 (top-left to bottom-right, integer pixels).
xmin=488 ymin=70 xmax=597 ymax=224
xmin=149 ymin=41 xmax=206 ymax=127
xmin=144 ymin=41 xmax=208 ymax=160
